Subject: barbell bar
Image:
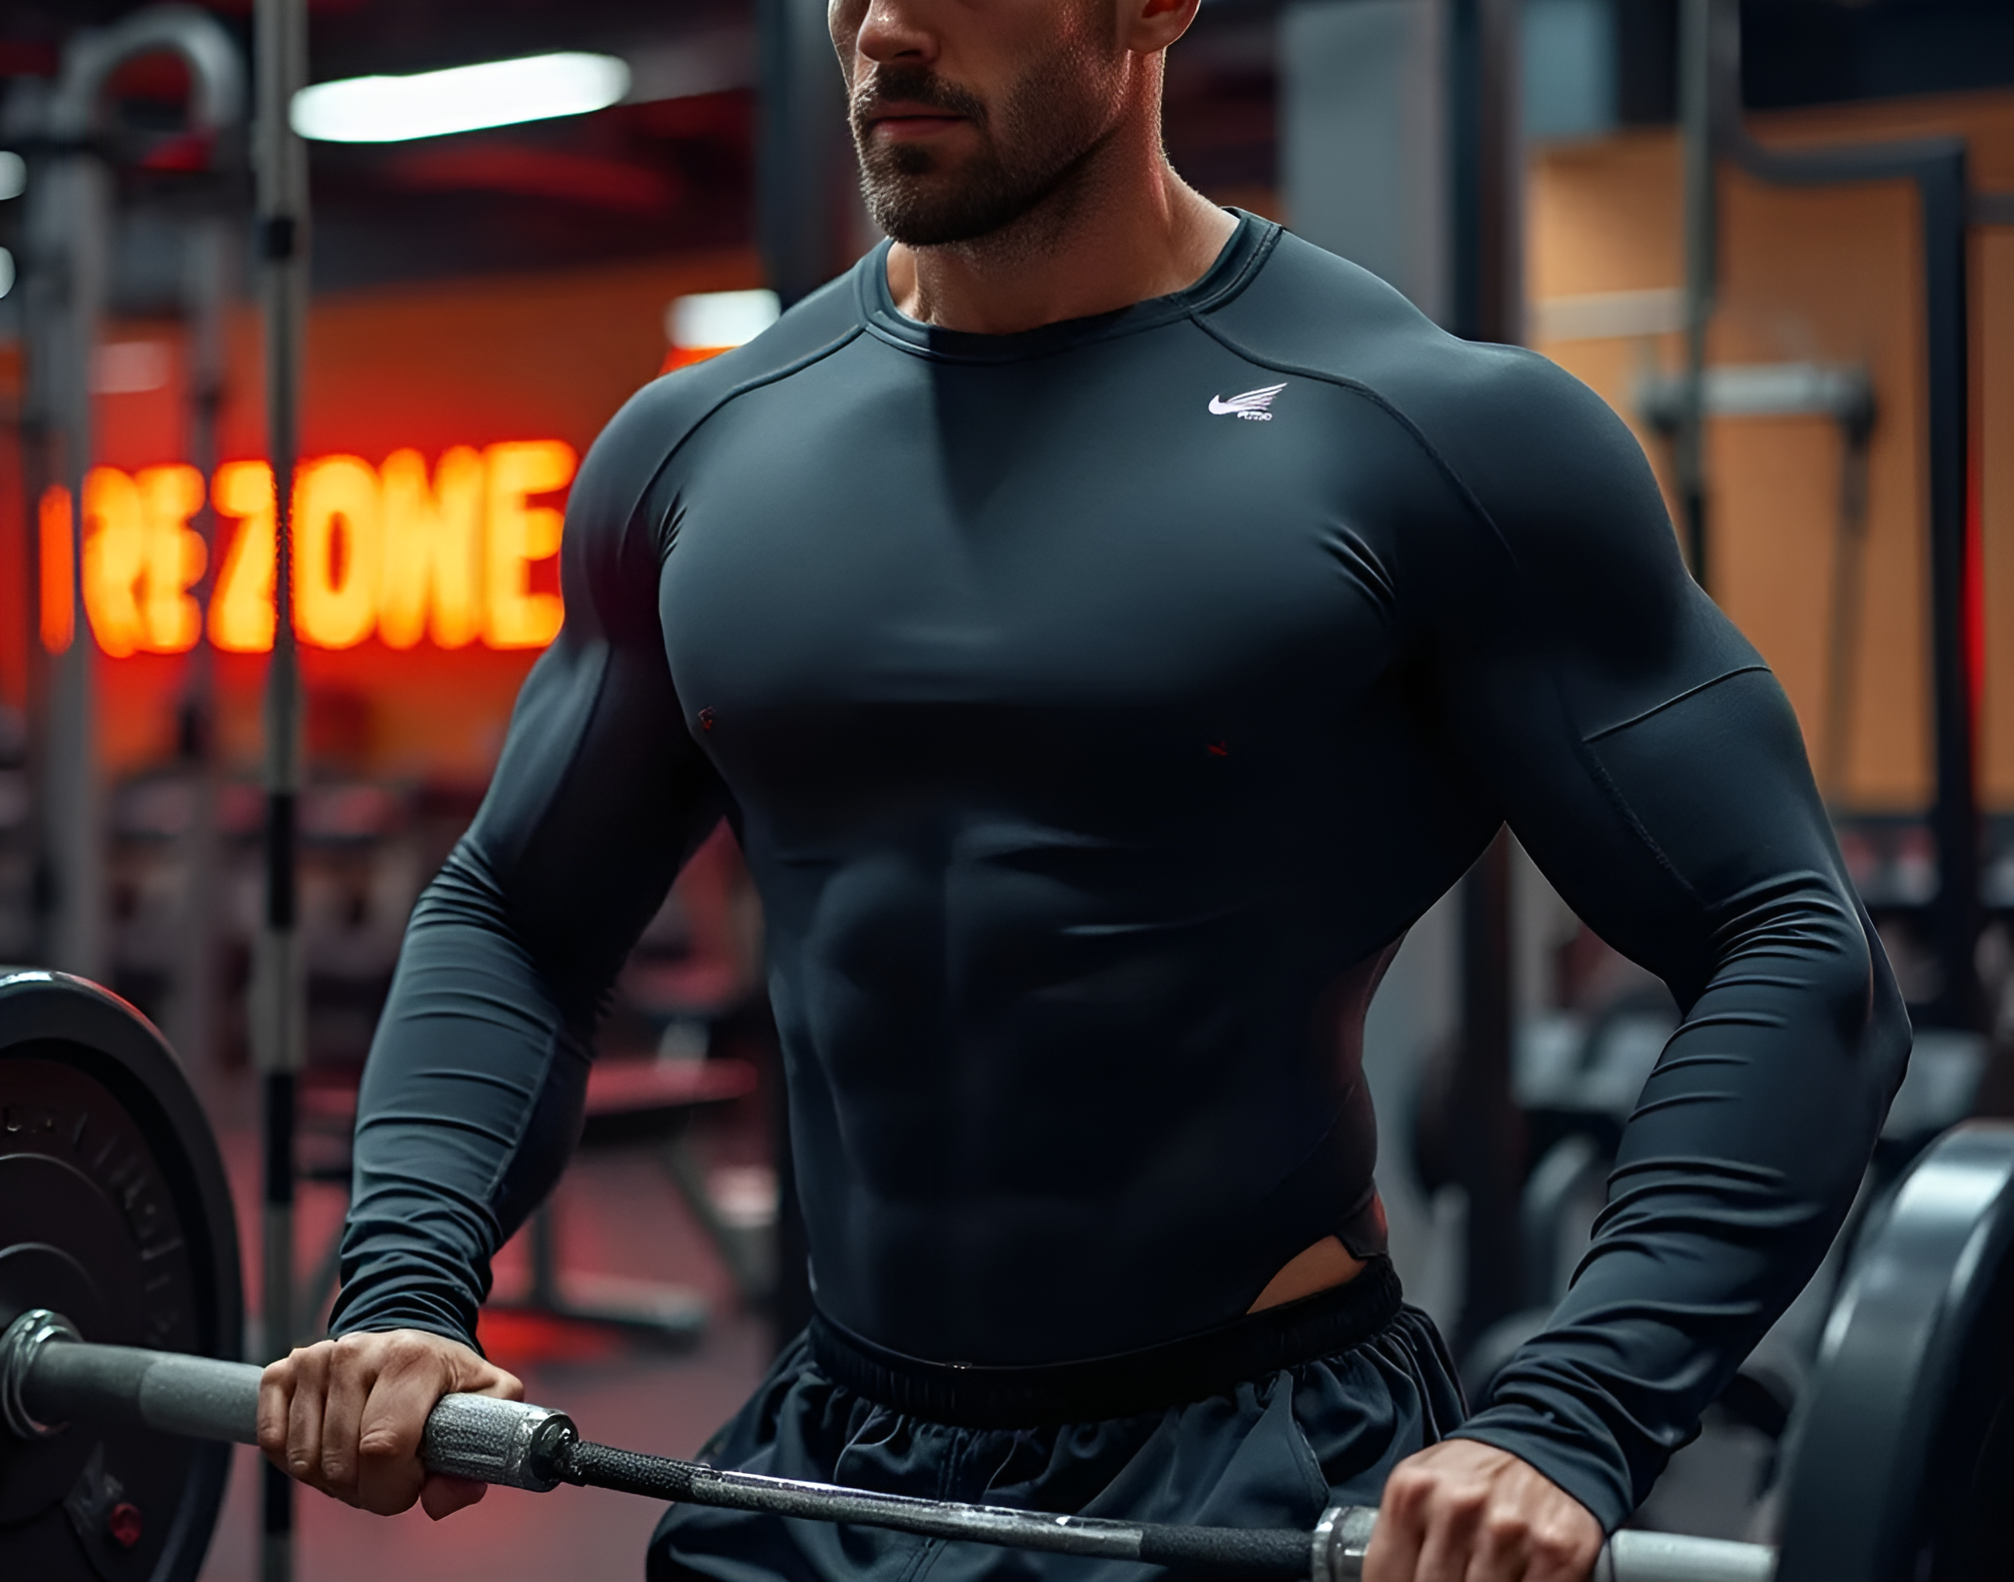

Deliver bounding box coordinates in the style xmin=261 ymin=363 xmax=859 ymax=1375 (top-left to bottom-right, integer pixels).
xmin=0 ymin=1305 xmax=1772 ymax=1582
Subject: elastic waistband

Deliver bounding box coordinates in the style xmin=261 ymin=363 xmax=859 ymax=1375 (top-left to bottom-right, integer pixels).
xmin=807 ymin=1257 xmax=1403 ymax=1429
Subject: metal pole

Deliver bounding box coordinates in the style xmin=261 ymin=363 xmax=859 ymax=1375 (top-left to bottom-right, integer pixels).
xmin=13 ymin=8 xmax=242 ymax=981
xmin=1448 ymin=0 xmax=1525 ymax=1357
xmin=1819 ymin=412 xmax=1874 ymax=804
xmin=1912 ymin=153 xmax=1980 ymax=1033
xmin=28 ymin=70 xmax=113 ymax=983
xmin=1473 ymin=0 xmax=1521 ymax=346
xmin=5 ymin=74 xmax=59 ymax=963
xmin=1676 ymin=0 xmax=1714 ymax=589
xmin=254 ymin=0 xmax=308 ymax=1577
xmin=758 ymin=0 xmax=852 ymax=307
xmin=167 ymin=219 xmax=231 ymax=1084
xmin=8 ymin=206 xmax=53 ymax=967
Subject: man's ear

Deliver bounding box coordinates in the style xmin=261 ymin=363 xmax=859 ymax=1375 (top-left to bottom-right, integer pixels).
xmin=1122 ymin=0 xmax=1202 ymax=55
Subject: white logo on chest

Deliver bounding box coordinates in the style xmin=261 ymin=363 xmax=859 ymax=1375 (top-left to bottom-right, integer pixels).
xmin=1208 ymin=382 xmax=1286 ymax=421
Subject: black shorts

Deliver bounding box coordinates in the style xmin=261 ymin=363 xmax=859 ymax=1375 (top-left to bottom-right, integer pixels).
xmin=649 ymin=1261 xmax=1465 ymax=1582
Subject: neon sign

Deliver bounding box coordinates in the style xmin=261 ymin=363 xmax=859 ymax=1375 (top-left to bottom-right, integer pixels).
xmin=39 ymin=440 xmax=577 ymax=656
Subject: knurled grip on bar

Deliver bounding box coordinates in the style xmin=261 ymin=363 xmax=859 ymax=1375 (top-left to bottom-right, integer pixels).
xmin=1311 ymin=1505 xmax=1774 ymax=1582
xmin=418 ymin=1393 xmax=577 ymax=1492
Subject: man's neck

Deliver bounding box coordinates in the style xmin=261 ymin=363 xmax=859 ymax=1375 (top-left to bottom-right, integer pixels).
xmin=884 ymin=126 xmax=1238 ymax=336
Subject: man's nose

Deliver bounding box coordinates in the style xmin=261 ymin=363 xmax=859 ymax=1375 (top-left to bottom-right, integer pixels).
xmin=850 ymin=0 xmax=938 ymax=68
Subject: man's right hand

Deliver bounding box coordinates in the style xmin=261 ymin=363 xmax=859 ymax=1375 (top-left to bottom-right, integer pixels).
xmin=258 ymin=1329 xmax=523 ymax=1520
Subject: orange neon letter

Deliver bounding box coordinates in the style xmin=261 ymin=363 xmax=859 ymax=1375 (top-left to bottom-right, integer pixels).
xmin=81 ymin=467 xmax=148 ymax=658
xmin=39 ymin=486 xmax=74 ymax=654
xmin=295 ymin=455 xmax=382 ymax=650
xmin=209 ymin=460 xmax=275 ymax=652
xmin=380 ymin=446 xmax=483 ymax=649
xmin=482 ymin=440 xmax=574 ymax=650
xmin=136 ymin=464 xmax=208 ymax=652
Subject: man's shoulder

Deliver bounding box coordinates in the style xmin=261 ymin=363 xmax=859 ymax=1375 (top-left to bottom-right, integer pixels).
xmin=1219 ymin=231 xmax=1664 ymax=545
xmin=1210 ymin=229 xmax=1597 ymax=461
xmin=567 ymin=270 xmax=865 ymax=547
xmin=1213 ymin=230 xmax=1688 ymax=615
xmin=601 ymin=273 xmax=863 ymax=477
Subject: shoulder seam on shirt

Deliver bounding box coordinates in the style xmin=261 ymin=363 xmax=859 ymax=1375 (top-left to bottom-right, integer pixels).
xmin=636 ymin=325 xmax=867 ymax=555
xmin=1583 ymin=665 xmax=1773 ymax=743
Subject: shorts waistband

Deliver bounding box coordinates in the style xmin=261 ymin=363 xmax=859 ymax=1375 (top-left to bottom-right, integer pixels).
xmin=807 ymin=1257 xmax=1403 ymax=1429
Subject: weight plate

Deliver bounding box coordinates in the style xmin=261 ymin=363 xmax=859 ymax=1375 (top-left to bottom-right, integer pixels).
xmin=1777 ymin=1121 xmax=2014 ymax=1582
xmin=0 ymin=970 xmax=242 ymax=1582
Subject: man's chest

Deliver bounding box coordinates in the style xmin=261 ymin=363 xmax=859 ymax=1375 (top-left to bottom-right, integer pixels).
xmin=653 ymin=342 xmax=1415 ymax=735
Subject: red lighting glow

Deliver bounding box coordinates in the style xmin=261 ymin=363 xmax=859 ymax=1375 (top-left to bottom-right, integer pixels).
xmin=41 ymin=441 xmax=576 ymax=656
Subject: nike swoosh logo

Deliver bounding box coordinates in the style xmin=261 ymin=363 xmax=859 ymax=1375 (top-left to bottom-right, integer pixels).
xmin=1209 ymin=382 xmax=1288 ymax=416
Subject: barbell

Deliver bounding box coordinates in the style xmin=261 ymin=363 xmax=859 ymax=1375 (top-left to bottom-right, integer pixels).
xmin=1 ymin=969 xmax=2010 ymax=1582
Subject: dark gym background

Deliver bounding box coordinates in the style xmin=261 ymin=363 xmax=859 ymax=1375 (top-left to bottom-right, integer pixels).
xmin=1 ymin=0 xmax=2011 ymax=1576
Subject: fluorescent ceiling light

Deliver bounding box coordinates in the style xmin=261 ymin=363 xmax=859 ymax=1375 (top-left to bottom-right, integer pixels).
xmin=669 ymin=289 xmax=781 ymax=350
xmin=291 ymin=52 xmax=631 ymax=144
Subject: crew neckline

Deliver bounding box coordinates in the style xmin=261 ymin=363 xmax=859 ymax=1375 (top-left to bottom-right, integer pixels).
xmin=858 ymin=209 xmax=1278 ymax=363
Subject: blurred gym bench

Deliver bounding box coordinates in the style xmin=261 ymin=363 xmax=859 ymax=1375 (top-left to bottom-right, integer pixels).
xmin=299 ymin=1053 xmax=760 ymax=1345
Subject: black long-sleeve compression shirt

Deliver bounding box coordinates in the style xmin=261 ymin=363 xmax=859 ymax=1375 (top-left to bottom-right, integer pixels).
xmin=329 ymin=213 xmax=1910 ymax=1530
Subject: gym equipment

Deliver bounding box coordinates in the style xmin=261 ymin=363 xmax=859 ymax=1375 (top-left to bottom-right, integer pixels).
xmin=3 ymin=969 xmax=2013 ymax=1582
xmin=1775 ymin=1121 xmax=2014 ymax=1582
xmin=0 ymin=1303 xmax=1771 ymax=1582
xmin=0 ymin=970 xmax=242 ymax=1582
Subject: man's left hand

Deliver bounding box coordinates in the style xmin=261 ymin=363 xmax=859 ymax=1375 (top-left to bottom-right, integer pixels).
xmin=1362 ymin=1439 xmax=1604 ymax=1582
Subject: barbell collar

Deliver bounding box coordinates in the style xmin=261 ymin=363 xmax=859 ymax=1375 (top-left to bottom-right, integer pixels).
xmin=1311 ymin=1503 xmax=1377 ymax=1581
xmin=0 ymin=1307 xmax=81 ymax=1438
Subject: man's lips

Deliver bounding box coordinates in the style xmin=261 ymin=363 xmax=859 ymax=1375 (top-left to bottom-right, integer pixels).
xmin=866 ymin=107 xmax=971 ymax=140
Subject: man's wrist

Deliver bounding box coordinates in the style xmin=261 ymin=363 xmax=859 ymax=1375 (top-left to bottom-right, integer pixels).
xmin=1442 ymin=1418 xmax=1628 ymax=1535
xmin=324 ymin=1313 xmax=485 ymax=1357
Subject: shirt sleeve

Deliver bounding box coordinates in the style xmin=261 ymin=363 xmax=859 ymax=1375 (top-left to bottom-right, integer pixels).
xmin=327 ymin=386 xmax=731 ymax=1348
xmin=1393 ymin=347 xmax=1912 ymax=1529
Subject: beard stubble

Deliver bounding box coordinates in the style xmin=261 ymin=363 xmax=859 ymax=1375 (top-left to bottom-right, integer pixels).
xmin=849 ymin=31 xmax=1120 ymax=249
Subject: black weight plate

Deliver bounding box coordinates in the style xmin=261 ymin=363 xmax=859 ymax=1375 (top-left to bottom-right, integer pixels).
xmin=0 ymin=970 xmax=242 ymax=1582
xmin=1777 ymin=1121 xmax=2014 ymax=1582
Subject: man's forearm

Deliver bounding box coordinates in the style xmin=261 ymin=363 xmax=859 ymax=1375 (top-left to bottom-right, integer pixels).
xmin=1450 ymin=870 xmax=1907 ymax=1528
xmin=329 ymin=849 xmax=593 ymax=1344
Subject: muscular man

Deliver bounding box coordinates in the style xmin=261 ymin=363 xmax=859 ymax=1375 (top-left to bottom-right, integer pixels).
xmin=259 ymin=0 xmax=1911 ymax=1575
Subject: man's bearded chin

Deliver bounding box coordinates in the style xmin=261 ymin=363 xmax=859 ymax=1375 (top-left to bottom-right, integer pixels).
xmin=851 ymin=67 xmax=1105 ymax=248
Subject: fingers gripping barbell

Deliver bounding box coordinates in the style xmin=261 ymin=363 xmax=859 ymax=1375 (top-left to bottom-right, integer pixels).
xmin=3 ymin=971 xmax=2012 ymax=1582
